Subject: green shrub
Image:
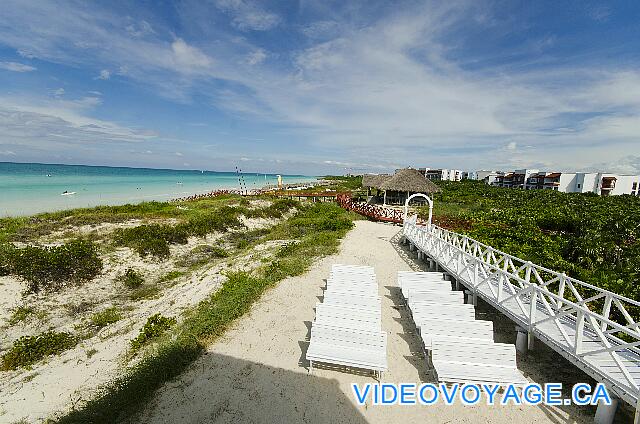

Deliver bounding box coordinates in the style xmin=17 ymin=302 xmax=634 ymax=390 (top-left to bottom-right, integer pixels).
xmin=185 ymin=207 xmax=243 ymax=236
xmin=157 ymin=270 xmax=186 ymax=284
xmin=128 ymin=285 xmax=161 ymax=301
xmin=130 ymin=314 xmax=176 ymax=352
xmin=90 ymin=307 xmax=122 ymax=329
xmin=121 ymin=268 xmax=144 ymax=289
xmin=177 ymin=245 xmax=229 ymax=268
xmin=0 ymin=243 xmax=13 ymax=275
xmin=8 ymin=306 xmax=36 ymax=325
xmin=225 ymin=228 xmax=270 ymax=249
xmin=113 ymin=224 xmax=186 ymax=258
xmin=5 ymin=239 xmax=102 ymax=293
xmin=1 ymin=331 xmax=77 ymax=370
xmin=114 ymin=207 xmax=243 ymax=258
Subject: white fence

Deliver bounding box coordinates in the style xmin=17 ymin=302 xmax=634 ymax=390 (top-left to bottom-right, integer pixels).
xmin=403 ymin=215 xmax=640 ymax=409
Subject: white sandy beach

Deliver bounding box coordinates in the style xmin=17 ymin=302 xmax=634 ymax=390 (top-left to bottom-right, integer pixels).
xmin=139 ymin=220 xmax=597 ymax=424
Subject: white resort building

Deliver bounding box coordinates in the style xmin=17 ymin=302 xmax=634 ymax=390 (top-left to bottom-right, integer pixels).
xmin=493 ymin=171 xmax=640 ymax=196
xmin=418 ymin=168 xmax=463 ymax=181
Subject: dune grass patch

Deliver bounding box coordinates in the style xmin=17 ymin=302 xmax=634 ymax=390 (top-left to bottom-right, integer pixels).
xmin=55 ymin=201 xmax=354 ymax=423
xmin=130 ymin=314 xmax=177 ymax=352
xmin=0 ymin=239 xmax=103 ymax=293
xmin=120 ymin=268 xmax=144 ymax=289
xmin=1 ymin=331 xmax=77 ymax=371
xmin=90 ymin=307 xmax=123 ymax=329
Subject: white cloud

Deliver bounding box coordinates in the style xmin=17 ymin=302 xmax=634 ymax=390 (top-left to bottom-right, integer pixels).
xmin=175 ymin=151 xmax=183 ymax=156
xmin=0 ymin=1 xmax=638 ymax=173
xmin=0 ymin=61 xmax=36 ymax=72
xmin=170 ymin=39 xmax=213 ymax=71
xmin=215 ymin=0 xmax=280 ymax=31
xmin=0 ymin=94 xmax=157 ymax=151
xmin=97 ymin=69 xmax=110 ymax=80
xmin=301 ymin=21 xmax=340 ymax=40
xmin=126 ymin=20 xmax=154 ymax=37
xmin=53 ymin=88 xmax=65 ymax=97
xmin=246 ymin=48 xmax=267 ymax=65
xmin=0 ymin=150 xmax=16 ymax=155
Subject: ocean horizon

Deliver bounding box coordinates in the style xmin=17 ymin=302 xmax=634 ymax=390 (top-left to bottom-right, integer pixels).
xmin=0 ymin=162 xmax=318 ymax=217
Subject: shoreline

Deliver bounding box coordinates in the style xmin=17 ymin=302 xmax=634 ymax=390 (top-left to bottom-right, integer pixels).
xmin=1 ymin=178 xmax=320 ymax=219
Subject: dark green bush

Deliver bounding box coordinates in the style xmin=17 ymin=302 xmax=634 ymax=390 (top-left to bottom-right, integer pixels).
xmin=131 ymin=314 xmax=176 ymax=351
xmin=121 ymin=268 xmax=144 ymax=289
xmin=1 ymin=331 xmax=77 ymax=370
xmin=114 ymin=224 xmax=187 ymax=258
xmin=185 ymin=207 xmax=243 ymax=236
xmin=91 ymin=307 xmax=122 ymax=329
xmin=4 ymin=239 xmax=102 ymax=293
xmin=114 ymin=207 xmax=243 ymax=258
xmin=8 ymin=306 xmax=36 ymax=325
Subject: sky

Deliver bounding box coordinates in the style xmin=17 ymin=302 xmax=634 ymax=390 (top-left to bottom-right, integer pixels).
xmin=0 ymin=0 xmax=639 ymax=175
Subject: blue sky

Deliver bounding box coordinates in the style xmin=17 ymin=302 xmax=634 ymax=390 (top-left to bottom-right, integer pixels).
xmin=0 ymin=0 xmax=639 ymax=175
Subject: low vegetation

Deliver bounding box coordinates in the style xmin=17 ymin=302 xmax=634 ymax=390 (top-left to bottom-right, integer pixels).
xmin=1 ymin=331 xmax=77 ymax=371
xmin=120 ymin=268 xmax=144 ymax=289
xmin=0 ymin=239 xmax=103 ymax=293
xmin=420 ymin=180 xmax=640 ymax=323
xmin=130 ymin=314 xmax=177 ymax=352
xmin=56 ymin=201 xmax=355 ymax=423
xmin=90 ymin=307 xmax=122 ymax=329
xmin=8 ymin=306 xmax=38 ymax=325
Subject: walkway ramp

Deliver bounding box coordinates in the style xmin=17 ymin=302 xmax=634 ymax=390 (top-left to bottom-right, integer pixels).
xmin=404 ymin=215 xmax=640 ymax=416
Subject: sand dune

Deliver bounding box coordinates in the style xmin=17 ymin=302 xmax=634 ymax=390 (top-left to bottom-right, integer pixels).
xmin=140 ymin=221 xmax=594 ymax=423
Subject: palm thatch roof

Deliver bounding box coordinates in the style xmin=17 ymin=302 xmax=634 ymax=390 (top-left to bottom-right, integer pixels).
xmin=379 ymin=168 xmax=441 ymax=193
xmin=362 ymin=174 xmax=390 ymax=188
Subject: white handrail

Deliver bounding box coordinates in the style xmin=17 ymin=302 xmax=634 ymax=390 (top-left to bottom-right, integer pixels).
xmin=403 ymin=215 xmax=640 ymax=407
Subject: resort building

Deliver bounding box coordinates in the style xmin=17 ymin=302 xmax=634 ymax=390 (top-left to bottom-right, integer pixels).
xmin=495 ymin=170 xmax=640 ymax=196
xmin=493 ymin=169 xmax=539 ymax=189
xmin=470 ymin=170 xmax=502 ymax=185
xmin=418 ymin=168 xmax=463 ymax=181
xmin=363 ymin=168 xmax=441 ymax=205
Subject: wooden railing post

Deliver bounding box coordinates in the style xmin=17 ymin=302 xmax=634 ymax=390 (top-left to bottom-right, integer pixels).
xmin=557 ymin=273 xmax=566 ymax=309
xmin=575 ymin=309 xmax=584 ymax=354
xmin=601 ymin=294 xmax=613 ymax=333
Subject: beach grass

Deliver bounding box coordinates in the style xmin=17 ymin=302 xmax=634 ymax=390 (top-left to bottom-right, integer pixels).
xmin=53 ymin=201 xmax=355 ymax=423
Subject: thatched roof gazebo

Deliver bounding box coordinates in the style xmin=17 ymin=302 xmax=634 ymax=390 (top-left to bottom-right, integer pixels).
xmin=362 ymin=174 xmax=390 ymax=189
xmin=378 ymin=168 xmax=440 ymax=205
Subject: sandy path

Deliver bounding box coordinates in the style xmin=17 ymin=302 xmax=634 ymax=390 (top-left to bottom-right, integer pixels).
xmin=140 ymin=220 xmax=597 ymax=424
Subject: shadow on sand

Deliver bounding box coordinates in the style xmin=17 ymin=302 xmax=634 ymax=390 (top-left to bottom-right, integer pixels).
xmin=141 ymin=351 xmax=369 ymax=423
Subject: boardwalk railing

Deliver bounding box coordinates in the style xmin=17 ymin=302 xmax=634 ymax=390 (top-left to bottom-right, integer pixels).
xmin=404 ymin=214 xmax=640 ymax=413
xmin=337 ymin=194 xmax=427 ymax=224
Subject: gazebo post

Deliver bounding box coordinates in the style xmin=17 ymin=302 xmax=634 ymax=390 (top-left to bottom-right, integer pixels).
xmin=383 ymin=190 xmax=387 ymax=206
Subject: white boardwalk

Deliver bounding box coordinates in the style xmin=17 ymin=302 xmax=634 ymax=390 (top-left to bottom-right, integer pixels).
xmin=404 ymin=215 xmax=640 ymax=421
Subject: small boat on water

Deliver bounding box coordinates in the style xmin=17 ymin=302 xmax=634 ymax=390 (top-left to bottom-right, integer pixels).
xmin=61 ymin=191 xmax=76 ymax=196
xmin=177 ymin=182 xmax=183 ymax=185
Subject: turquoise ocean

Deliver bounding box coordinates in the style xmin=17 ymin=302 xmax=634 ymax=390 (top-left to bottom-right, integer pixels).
xmin=0 ymin=162 xmax=318 ymax=217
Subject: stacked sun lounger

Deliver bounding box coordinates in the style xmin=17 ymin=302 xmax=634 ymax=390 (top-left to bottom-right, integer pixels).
xmin=306 ymin=264 xmax=387 ymax=378
xmin=400 ymin=271 xmax=528 ymax=386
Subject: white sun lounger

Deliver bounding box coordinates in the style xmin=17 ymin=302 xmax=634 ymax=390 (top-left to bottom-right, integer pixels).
xmin=400 ymin=281 xmax=451 ymax=299
xmin=324 ymin=287 xmax=380 ymax=299
xmin=333 ymin=264 xmax=374 ymax=272
xmin=306 ymin=324 xmax=387 ymax=377
xmin=314 ymin=310 xmax=381 ymax=332
xmin=316 ymin=303 xmax=382 ymax=323
xmin=411 ymin=304 xmax=476 ymax=322
xmin=398 ymin=271 xmax=444 ymax=278
xmin=322 ymin=295 xmax=381 ymax=310
xmin=407 ymin=291 xmax=465 ymax=310
xmin=326 ymin=276 xmax=377 ymax=286
xmin=431 ymin=337 xmax=528 ymax=386
xmin=325 ymin=282 xmax=378 ymax=296
xmin=416 ymin=318 xmax=494 ymax=350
